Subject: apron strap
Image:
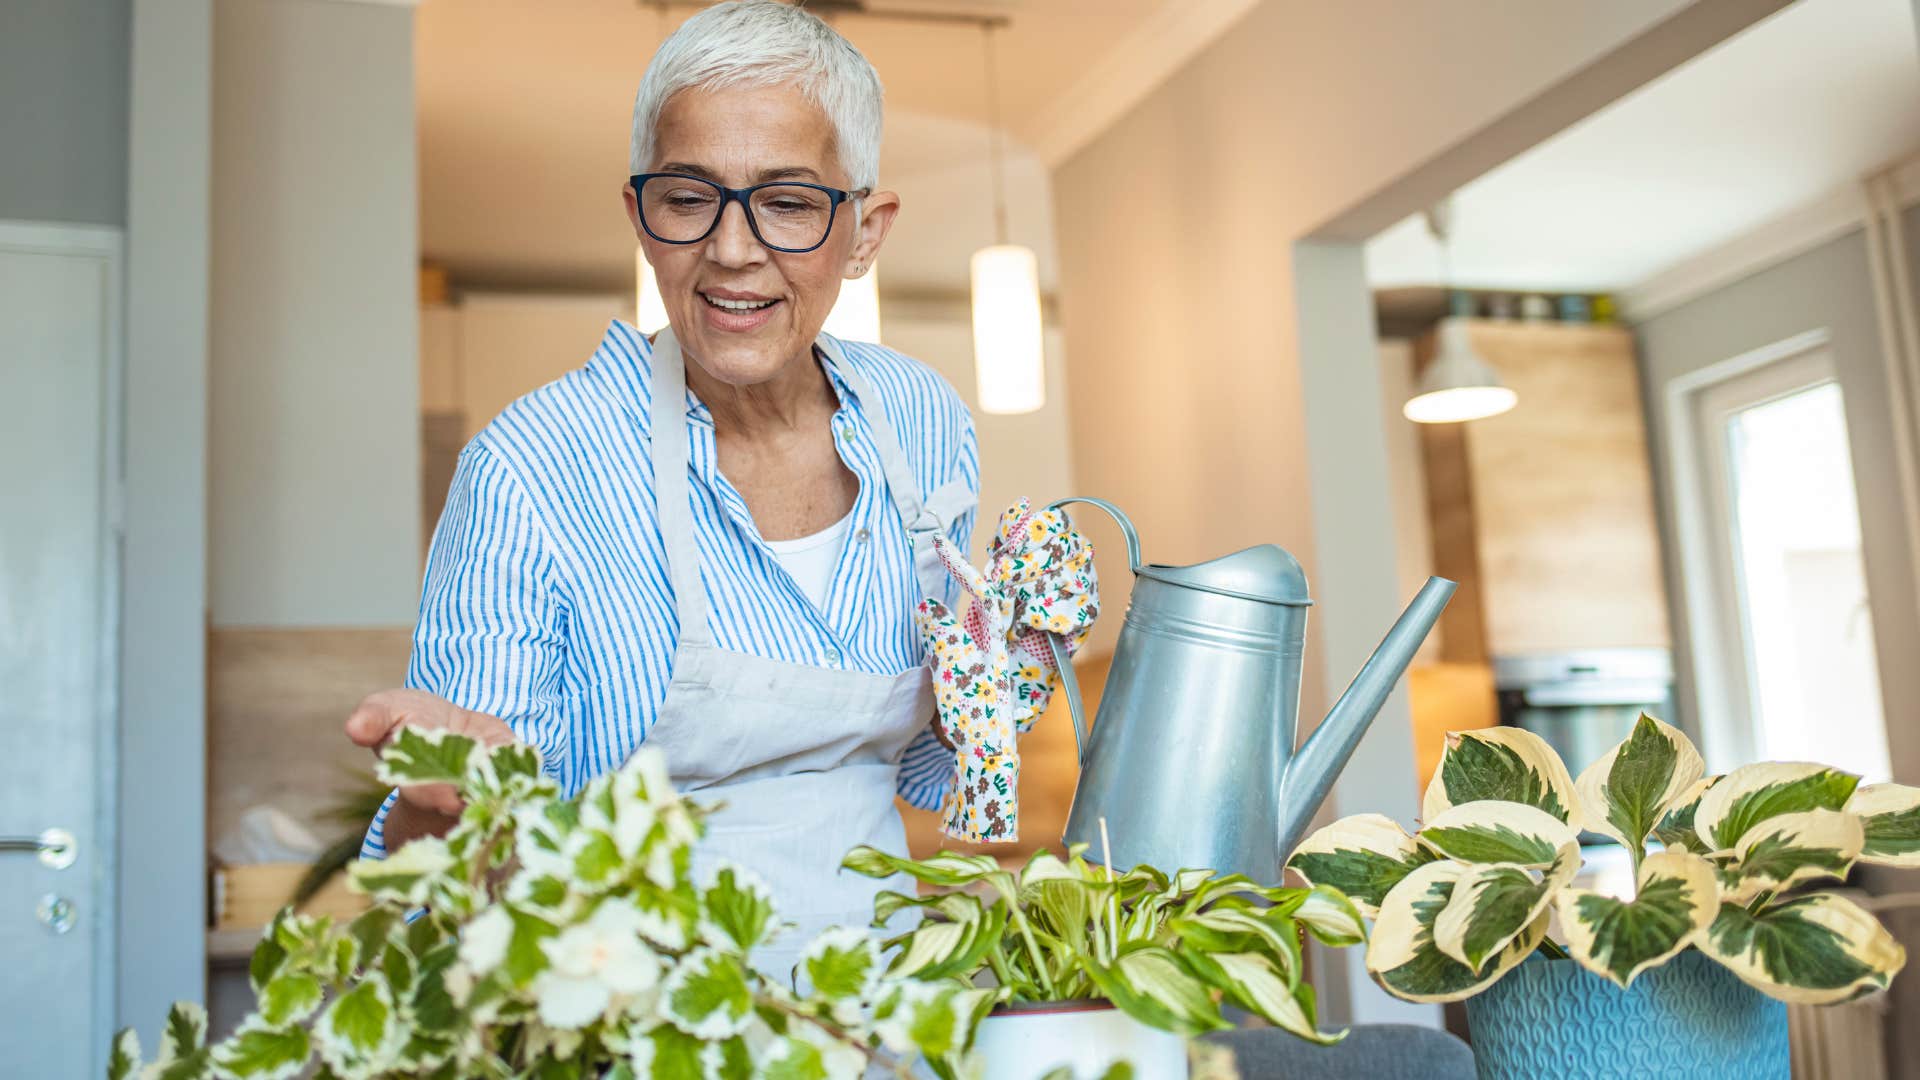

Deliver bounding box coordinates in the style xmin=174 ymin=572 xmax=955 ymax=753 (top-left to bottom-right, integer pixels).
xmin=648 ymin=328 xmax=715 ymax=647
xmin=815 ymin=336 xmax=965 ymax=602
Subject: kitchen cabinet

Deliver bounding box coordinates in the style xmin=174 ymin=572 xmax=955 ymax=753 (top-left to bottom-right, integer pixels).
xmin=1417 ymin=320 xmax=1672 ymax=661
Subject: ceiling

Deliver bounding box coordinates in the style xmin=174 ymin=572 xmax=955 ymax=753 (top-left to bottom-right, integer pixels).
xmin=1364 ymin=0 xmax=1920 ymax=300
xmin=416 ymin=0 xmax=1209 ymax=293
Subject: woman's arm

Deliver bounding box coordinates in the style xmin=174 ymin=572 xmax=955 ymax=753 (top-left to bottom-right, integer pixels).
xmin=350 ymin=441 xmax=571 ymax=856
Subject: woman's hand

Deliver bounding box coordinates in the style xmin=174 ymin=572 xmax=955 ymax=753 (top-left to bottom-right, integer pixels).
xmin=345 ymin=689 xmax=519 ymax=847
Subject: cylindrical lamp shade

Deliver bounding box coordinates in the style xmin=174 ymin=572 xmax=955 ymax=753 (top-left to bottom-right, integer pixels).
xmin=635 ymin=250 xmax=670 ymax=333
xmin=821 ymin=266 xmax=882 ymax=343
xmin=970 ymin=244 xmax=1045 ymax=415
xmin=1403 ymin=319 xmax=1518 ymax=424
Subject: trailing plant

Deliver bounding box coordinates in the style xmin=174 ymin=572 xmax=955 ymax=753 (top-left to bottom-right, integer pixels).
xmin=840 ymin=842 xmax=1364 ymax=1044
xmin=1287 ymin=714 xmax=1913 ymax=1004
xmin=110 ymin=729 xmax=996 ymax=1080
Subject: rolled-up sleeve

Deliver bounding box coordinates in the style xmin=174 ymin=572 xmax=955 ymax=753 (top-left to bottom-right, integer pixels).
xmin=361 ymin=440 xmax=571 ymax=858
xmin=895 ymin=406 xmax=980 ymax=812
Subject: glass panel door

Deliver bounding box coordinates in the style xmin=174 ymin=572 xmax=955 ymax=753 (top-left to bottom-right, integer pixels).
xmin=1698 ymin=349 xmax=1889 ymax=779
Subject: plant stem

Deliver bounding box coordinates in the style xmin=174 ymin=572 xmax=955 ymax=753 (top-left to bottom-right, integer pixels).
xmin=1748 ymin=890 xmax=1775 ymax=914
xmin=1535 ymin=938 xmax=1569 ymax=960
xmin=1008 ymin=907 xmax=1056 ymax=998
xmin=760 ymin=994 xmax=915 ymax=1079
xmin=985 ymin=945 xmax=1017 ymax=991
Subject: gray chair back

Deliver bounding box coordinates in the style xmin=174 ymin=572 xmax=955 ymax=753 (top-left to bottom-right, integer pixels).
xmin=1201 ymin=1022 xmax=1475 ymax=1080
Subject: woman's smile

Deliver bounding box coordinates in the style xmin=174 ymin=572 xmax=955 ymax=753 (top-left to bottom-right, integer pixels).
xmin=699 ymin=286 xmax=784 ymax=333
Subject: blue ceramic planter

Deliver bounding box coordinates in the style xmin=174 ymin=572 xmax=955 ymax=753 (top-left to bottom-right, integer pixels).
xmin=1465 ymin=950 xmax=1788 ymax=1080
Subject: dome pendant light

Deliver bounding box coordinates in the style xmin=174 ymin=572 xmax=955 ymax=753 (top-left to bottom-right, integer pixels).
xmin=1402 ymin=201 xmax=1516 ymax=424
xmin=970 ymin=23 xmax=1045 ymax=415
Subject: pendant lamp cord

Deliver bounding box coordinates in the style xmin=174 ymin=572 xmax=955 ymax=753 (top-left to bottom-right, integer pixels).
xmin=1425 ymin=198 xmax=1454 ymax=297
xmin=981 ymin=23 xmax=1009 ymax=246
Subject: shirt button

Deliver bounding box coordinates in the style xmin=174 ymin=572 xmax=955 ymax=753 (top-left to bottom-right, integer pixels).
xmin=854 ymin=528 xmax=871 ymax=544
xmin=823 ymin=648 xmax=841 ymax=666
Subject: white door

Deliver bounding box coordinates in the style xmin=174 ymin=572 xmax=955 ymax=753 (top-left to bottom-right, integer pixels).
xmin=0 ymin=222 xmax=122 ymax=1077
xmin=1691 ymin=342 xmax=1890 ymax=779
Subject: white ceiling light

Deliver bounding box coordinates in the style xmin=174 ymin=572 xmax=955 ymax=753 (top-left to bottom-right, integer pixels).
xmin=970 ymin=22 xmax=1045 ymax=415
xmin=1404 ymin=319 xmax=1518 ymax=423
xmin=1402 ymin=200 xmax=1515 ymax=424
xmin=635 ymin=248 xmax=882 ymax=343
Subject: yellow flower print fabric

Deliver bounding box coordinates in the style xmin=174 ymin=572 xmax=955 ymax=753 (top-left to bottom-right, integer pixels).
xmin=915 ymin=498 xmax=1100 ymax=842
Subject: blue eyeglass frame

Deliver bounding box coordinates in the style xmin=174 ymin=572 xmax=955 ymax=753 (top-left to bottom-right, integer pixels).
xmin=629 ymin=172 xmax=868 ymax=254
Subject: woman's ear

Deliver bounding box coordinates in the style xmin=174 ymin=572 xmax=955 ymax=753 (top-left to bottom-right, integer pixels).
xmin=845 ymin=189 xmax=901 ymax=278
xmin=622 ymin=182 xmax=644 ymax=238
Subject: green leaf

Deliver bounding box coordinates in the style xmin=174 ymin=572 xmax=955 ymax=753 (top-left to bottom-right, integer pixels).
xmin=1652 ymin=776 xmax=1719 ymax=854
xmin=801 ymin=927 xmax=881 ymax=1001
xmin=663 ymin=946 xmax=755 ymax=1039
xmin=1416 ymin=800 xmax=1579 ymax=868
xmin=1574 ymin=714 xmax=1704 ymax=853
xmin=1286 ymin=813 xmax=1435 ymax=917
xmin=1199 ymin=951 xmax=1343 ymax=1046
xmin=108 ymin=1028 xmax=141 ymax=1080
xmin=1431 ymin=858 xmax=1570 ymax=974
xmin=1695 ymin=762 xmax=1859 ymax=852
xmin=1291 ymin=884 xmax=1367 ymax=947
xmin=375 ymin=725 xmax=482 ymax=788
xmin=1422 ymin=728 xmax=1576 ymax=824
xmin=256 ymin=972 xmax=323 ymax=1027
xmin=1366 ymin=860 xmax=1547 ymax=1003
xmin=633 ymin=1025 xmax=716 ymax=1080
xmin=1701 ymin=893 xmax=1906 ymax=1004
xmin=1558 ymin=849 xmax=1718 ymax=989
xmin=157 ymin=1002 xmax=208 ymax=1064
xmin=409 ymin=943 xmax=461 ymax=1032
xmin=347 ymin=836 xmax=455 ymax=905
xmin=1850 ymin=783 xmax=1920 ymax=867
xmin=701 ymin=864 xmax=779 ymax=953
xmin=572 ymin=830 xmax=623 ymax=886
xmin=247 ymin=930 xmax=289 ymax=995
xmin=1084 ymin=946 xmax=1230 ymax=1037
xmin=501 ymin=906 xmax=560 ymax=987
xmin=842 ymin=846 xmax=1013 ymax=899
xmin=315 ymin=980 xmax=400 ymax=1075
xmin=1717 ymin=808 xmax=1861 ymax=902
xmin=211 ymin=1023 xmax=311 ymax=1079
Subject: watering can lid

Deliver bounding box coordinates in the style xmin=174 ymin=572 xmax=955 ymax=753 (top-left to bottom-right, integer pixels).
xmin=1137 ymin=544 xmax=1312 ymax=606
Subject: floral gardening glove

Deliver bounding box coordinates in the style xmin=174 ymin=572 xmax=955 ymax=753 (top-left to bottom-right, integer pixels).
xmin=915 ymin=498 xmax=1100 ymax=843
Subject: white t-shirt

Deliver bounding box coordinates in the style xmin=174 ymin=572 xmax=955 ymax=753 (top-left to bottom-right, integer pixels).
xmin=765 ymin=511 xmax=855 ymax=612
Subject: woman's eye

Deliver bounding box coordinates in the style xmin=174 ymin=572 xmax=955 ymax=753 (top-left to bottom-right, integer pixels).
xmin=665 ymin=192 xmax=715 ymax=209
xmin=765 ymin=199 xmax=809 ymax=214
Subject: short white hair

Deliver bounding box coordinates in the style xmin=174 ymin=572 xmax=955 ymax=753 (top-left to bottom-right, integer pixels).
xmin=630 ymin=1 xmax=884 ymax=191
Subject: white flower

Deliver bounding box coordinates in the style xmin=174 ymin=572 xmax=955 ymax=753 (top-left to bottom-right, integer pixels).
xmin=531 ymin=901 xmax=664 ymax=1029
xmin=458 ymin=906 xmax=513 ymax=975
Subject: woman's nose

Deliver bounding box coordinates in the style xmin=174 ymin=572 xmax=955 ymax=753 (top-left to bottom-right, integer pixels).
xmin=707 ymin=199 xmax=765 ymax=267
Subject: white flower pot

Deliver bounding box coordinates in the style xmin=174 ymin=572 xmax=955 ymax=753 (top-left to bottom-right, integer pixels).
xmin=971 ymin=1000 xmax=1189 ymax=1080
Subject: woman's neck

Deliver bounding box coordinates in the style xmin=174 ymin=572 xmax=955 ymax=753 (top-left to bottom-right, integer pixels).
xmin=682 ymin=345 xmax=838 ymax=438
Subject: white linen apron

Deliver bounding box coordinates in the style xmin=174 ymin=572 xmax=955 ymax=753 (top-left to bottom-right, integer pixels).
xmin=639 ymin=328 xmax=970 ymax=982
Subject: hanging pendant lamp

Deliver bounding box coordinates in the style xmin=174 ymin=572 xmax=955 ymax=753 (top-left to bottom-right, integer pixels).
xmin=970 ymin=23 xmax=1045 ymax=415
xmin=1403 ymin=201 xmax=1515 ymax=424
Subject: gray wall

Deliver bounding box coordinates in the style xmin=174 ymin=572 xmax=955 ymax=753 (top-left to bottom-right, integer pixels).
xmin=0 ymin=0 xmax=131 ymax=226
xmin=1636 ymin=211 xmax=1920 ymax=787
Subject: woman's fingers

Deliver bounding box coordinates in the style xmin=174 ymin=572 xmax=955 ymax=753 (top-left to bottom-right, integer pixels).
xmin=345 ymin=688 xmax=519 ymax=751
xmin=397 ymin=780 xmax=466 ymax=818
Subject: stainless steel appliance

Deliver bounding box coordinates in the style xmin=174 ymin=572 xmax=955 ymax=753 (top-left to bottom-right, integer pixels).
xmin=1495 ymin=648 xmax=1676 ymax=776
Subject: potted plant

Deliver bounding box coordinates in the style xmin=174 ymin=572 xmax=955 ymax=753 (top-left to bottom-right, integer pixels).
xmin=1287 ymin=715 xmax=1915 ymax=1079
xmin=110 ymin=728 xmax=999 ymax=1080
xmin=840 ymin=840 xmax=1365 ymax=1079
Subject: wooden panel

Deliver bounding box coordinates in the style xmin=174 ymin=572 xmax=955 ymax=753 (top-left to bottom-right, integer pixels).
xmin=458 ymin=293 xmax=627 ymax=440
xmin=1460 ymin=321 xmax=1671 ymax=653
xmin=1407 ymin=663 xmax=1499 ymax=794
xmin=1419 ymin=386 xmax=1490 ymax=665
xmin=207 ymin=627 xmax=413 ymax=852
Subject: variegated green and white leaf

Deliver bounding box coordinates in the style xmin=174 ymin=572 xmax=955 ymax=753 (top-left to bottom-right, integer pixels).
xmin=1849 ymin=782 xmax=1920 ymax=868
xmin=315 ymin=980 xmax=404 ymax=1076
xmin=1366 ymin=860 xmax=1549 ymax=1003
xmin=1292 ymin=884 xmax=1367 ymax=947
xmin=1422 ymin=727 xmax=1578 ymax=825
xmin=1652 ymin=775 xmax=1720 ymax=854
xmin=347 ymin=835 xmax=455 ymax=905
xmin=872 ymin=982 xmax=995 ymax=1060
xmin=697 ymin=863 xmax=779 ymax=953
xmin=1086 ymin=945 xmax=1232 ymax=1037
xmin=1695 ymin=762 xmax=1859 ymax=853
xmin=800 ymin=927 xmax=881 ymax=1003
xmin=374 ymin=725 xmax=483 ymax=788
xmin=1417 ymin=800 xmax=1580 ymax=869
xmin=157 ymin=1001 xmax=209 ymax=1064
xmin=661 ymin=946 xmax=755 ymax=1039
xmin=108 ymin=1028 xmax=141 ymax=1080
xmin=1203 ymin=951 xmax=1343 ymax=1046
xmin=1286 ymin=813 xmax=1434 ymax=917
xmin=1557 ymin=849 xmax=1717 ymax=989
xmin=1718 ymin=808 xmax=1862 ymax=903
xmin=841 ymin=845 xmax=1016 ymax=902
xmin=1575 ymin=714 xmax=1705 ymax=852
xmin=1432 ymin=848 xmax=1579 ymax=974
xmin=210 ymin=1020 xmax=311 ymax=1079
xmin=1701 ymin=892 xmax=1907 ymax=1004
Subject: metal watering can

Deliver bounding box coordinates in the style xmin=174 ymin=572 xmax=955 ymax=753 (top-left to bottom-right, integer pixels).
xmin=1043 ymin=498 xmax=1455 ymax=883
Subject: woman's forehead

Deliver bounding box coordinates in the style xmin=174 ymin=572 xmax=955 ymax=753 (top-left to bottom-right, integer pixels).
xmin=651 ymin=82 xmax=841 ymax=183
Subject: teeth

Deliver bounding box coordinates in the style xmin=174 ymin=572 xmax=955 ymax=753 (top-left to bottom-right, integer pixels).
xmin=704 ymin=294 xmax=776 ymax=311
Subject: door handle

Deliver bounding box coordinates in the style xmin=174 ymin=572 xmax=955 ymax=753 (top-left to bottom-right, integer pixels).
xmin=0 ymin=828 xmax=77 ymax=870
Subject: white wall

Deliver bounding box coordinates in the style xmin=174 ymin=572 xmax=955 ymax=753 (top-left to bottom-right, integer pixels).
xmin=209 ymin=0 xmax=420 ymax=627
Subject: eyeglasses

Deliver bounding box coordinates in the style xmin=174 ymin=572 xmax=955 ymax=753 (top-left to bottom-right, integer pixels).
xmin=630 ymin=173 xmax=867 ymax=255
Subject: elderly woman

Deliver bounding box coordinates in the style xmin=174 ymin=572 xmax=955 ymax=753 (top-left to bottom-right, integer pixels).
xmin=345 ymin=1 xmax=1083 ymax=977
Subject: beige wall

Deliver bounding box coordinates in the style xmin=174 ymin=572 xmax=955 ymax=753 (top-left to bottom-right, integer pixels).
xmin=210 ymin=0 xmax=420 ymax=627
xmin=1051 ymin=0 xmax=1688 ymax=705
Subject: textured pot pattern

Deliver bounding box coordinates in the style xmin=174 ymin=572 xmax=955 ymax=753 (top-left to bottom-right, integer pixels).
xmin=1465 ymin=951 xmax=1789 ymax=1080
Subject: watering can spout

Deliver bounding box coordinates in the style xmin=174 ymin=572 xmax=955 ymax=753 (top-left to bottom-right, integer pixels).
xmin=1276 ymin=577 xmax=1456 ymax=852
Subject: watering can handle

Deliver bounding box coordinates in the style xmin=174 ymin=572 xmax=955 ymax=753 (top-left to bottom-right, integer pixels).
xmin=1041 ymin=497 xmax=1141 ymax=768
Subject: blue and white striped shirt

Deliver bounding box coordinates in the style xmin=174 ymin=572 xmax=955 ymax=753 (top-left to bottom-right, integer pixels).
xmin=362 ymin=321 xmax=979 ymax=857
